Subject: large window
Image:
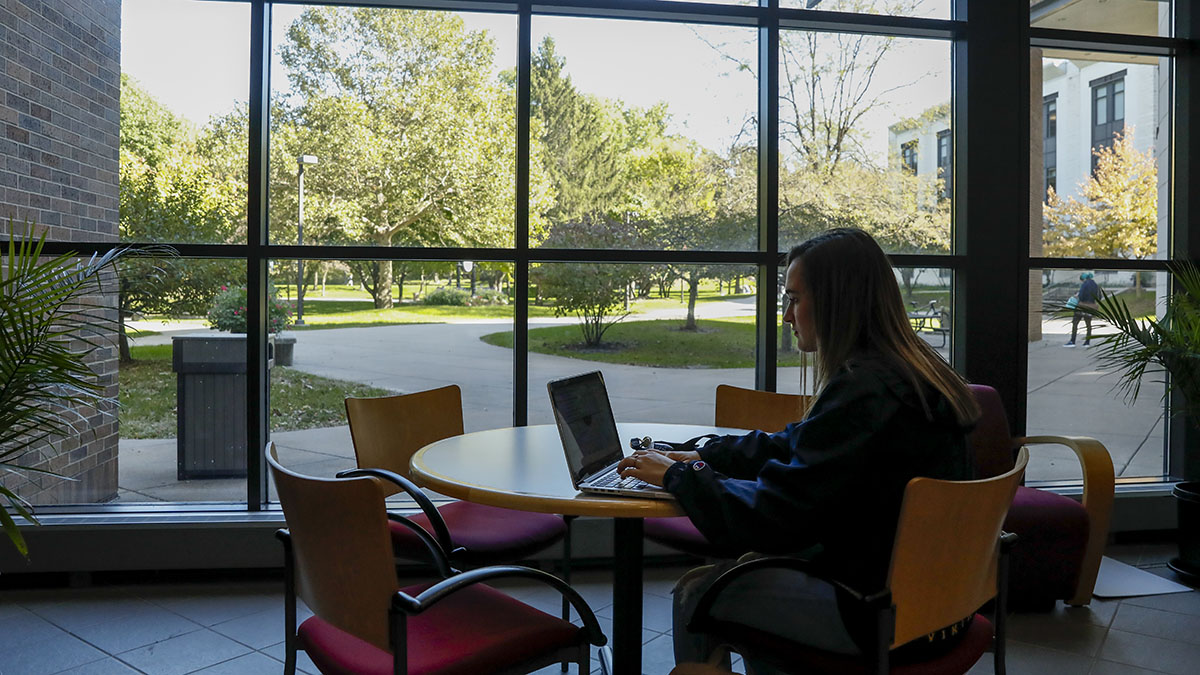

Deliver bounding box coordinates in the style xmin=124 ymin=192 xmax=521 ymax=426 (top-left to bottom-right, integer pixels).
xmin=2 ymin=0 xmax=1193 ymax=524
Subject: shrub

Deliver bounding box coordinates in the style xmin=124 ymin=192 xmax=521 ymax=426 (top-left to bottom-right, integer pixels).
xmin=472 ymin=289 xmax=509 ymax=306
xmin=422 ymin=287 xmax=471 ymax=306
xmin=207 ymin=285 xmax=293 ymax=333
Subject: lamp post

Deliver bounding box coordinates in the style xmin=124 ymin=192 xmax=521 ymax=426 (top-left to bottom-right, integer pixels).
xmin=295 ymin=154 xmax=318 ymax=326
xmin=463 ymin=260 xmax=475 ymax=296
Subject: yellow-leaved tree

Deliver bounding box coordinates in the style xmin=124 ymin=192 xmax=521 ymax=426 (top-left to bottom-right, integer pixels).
xmin=1044 ymin=129 xmax=1157 ymax=259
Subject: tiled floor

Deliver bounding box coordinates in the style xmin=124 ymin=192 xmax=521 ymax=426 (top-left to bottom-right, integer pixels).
xmin=0 ymin=541 xmax=1195 ymax=675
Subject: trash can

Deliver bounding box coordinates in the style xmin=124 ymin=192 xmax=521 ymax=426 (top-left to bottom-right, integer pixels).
xmin=172 ymin=333 xmax=273 ymax=480
xmin=273 ymin=333 xmax=296 ymax=367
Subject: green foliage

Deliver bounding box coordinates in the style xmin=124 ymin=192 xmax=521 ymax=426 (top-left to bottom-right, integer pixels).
xmin=1073 ymin=263 xmax=1200 ymax=423
xmin=207 ymin=285 xmax=293 ymax=334
xmin=118 ymin=75 xmax=242 ymax=359
xmin=421 ymin=287 xmax=470 ymax=306
xmin=0 ymin=228 xmax=137 ymax=557
xmin=1043 ymin=130 xmax=1157 ymax=259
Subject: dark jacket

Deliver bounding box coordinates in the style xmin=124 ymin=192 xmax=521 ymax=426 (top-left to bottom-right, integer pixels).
xmin=662 ymin=354 xmax=972 ymax=593
xmin=1078 ymin=278 xmax=1100 ymax=305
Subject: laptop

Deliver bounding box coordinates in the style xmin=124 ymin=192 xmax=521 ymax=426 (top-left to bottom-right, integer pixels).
xmin=547 ymin=371 xmax=675 ymax=500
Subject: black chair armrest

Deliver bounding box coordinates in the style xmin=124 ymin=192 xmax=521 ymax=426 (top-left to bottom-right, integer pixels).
xmin=391 ymin=565 xmax=608 ymax=647
xmin=689 ymin=556 xmax=889 ymax=634
xmin=336 ymin=467 xmax=454 ymax=554
xmin=384 ymin=513 xmax=457 ymax=577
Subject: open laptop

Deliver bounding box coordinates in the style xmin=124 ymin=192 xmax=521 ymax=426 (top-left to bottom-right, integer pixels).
xmin=547 ymin=371 xmax=674 ymax=500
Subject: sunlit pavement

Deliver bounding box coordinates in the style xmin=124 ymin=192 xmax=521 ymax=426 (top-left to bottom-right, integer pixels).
xmin=116 ymin=303 xmax=1163 ymax=501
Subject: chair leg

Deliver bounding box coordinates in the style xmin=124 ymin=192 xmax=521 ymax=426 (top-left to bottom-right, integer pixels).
xmin=561 ymin=515 xmax=576 ymax=672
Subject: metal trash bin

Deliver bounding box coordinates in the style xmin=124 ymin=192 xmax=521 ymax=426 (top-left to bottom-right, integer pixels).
xmin=172 ymin=333 xmax=274 ymax=480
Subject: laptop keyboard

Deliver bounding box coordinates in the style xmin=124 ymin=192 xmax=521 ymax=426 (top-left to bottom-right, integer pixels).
xmin=589 ymin=466 xmax=658 ymax=491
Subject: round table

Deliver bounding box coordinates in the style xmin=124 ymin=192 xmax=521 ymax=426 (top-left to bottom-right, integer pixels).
xmin=411 ymin=422 xmax=743 ymax=675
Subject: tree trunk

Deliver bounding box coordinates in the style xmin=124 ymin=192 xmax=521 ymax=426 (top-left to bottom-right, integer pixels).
xmin=118 ymin=311 xmax=133 ymax=364
xmin=900 ymin=267 xmax=915 ymax=303
xmin=684 ymin=271 xmax=700 ymax=330
xmin=373 ymin=260 xmax=394 ymax=309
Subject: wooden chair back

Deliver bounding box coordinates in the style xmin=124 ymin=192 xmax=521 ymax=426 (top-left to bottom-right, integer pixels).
xmin=345 ymin=385 xmax=465 ymax=486
xmin=267 ymin=443 xmax=398 ymax=652
xmin=714 ymin=384 xmax=811 ymax=432
xmin=887 ymin=446 xmax=1028 ymax=646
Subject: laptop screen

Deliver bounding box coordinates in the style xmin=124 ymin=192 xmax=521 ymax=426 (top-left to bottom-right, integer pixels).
xmin=547 ymin=371 xmax=623 ymax=481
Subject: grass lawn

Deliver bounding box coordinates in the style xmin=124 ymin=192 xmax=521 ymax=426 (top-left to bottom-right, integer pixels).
xmin=118 ymin=344 xmax=391 ymax=438
xmin=481 ymin=317 xmax=809 ymax=368
xmin=288 ymin=298 xmax=558 ymax=330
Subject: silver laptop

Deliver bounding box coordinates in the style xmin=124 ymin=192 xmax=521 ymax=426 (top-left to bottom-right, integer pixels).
xmin=547 ymin=371 xmax=674 ymax=500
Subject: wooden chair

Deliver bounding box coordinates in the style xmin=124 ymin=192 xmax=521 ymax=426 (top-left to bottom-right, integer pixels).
xmin=643 ymin=384 xmax=812 ymax=559
xmin=342 ymin=385 xmax=570 ymax=569
xmin=267 ymin=443 xmax=610 ymax=675
xmin=682 ymin=447 xmax=1029 ymax=675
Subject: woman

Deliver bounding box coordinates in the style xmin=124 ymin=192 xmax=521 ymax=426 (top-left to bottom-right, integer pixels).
xmin=617 ymin=228 xmax=980 ymax=669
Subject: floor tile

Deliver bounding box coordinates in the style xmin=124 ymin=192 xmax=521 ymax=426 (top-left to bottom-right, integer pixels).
xmin=190 ymin=650 xmax=284 ymax=674
xmin=209 ymin=607 xmax=285 ymax=650
xmin=1122 ymin=591 xmax=1200 ymax=617
xmin=0 ymin=607 xmax=76 ymax=651
xmin=1008 ymin=607 xmax=1111 ymax=656
xmin=53 ymin=657 xmax=142 ymax=674
xmin=260 ymin=640 xmax=322 ymax=675
xmin=147 ymin=588 xmax=281 ymax=627
xmin=0 ymin=632 xmax=107 ymax=675
xmin=1099 ymin=627 xmax=1200 ymax=675
xmin=1088 ymin=659 xmax=1174 ymax=675
xmin=27 ymin=596 xmax=157 ymax=633
xmin=116 ymin=628 xmax=250 ymax=675
xmin=69 ymin=605 xmax=202 ymax=654
xmin=1111 ymin=602 xmax=1200 ymax=646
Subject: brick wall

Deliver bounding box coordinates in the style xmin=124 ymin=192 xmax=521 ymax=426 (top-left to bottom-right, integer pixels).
xmin=0 ymin=0 xmax=121 ymax=504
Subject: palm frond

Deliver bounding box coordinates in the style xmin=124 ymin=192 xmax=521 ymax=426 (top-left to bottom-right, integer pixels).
xmin=1 ymin=223 xmax=173 ymax=557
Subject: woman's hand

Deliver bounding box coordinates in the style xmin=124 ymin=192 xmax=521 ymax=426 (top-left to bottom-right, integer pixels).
xmin=616 ymin=449 xmax=679 ymax=487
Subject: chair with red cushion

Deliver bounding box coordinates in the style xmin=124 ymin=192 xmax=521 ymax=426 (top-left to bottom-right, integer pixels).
xmin=681 ymin=448 xmax=1029 ymax=675
xmin=267 ymin=443 xmax=610 ymax=675
xmin=342 ymin=386 xmax=570 ymax=569
xmin=968 ymin=384 xmax=1114 ymax=609
xmin=643 ymin=384 xmax=812 ymax=560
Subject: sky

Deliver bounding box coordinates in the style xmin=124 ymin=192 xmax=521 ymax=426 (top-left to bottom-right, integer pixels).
xmin=121 ymin=0 xmax=950 ymax=159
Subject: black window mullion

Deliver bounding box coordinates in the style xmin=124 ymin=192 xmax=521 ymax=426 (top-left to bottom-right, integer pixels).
xmin=246 ymin=0 xmax=272 ymax=510
xmin=755 ymin=0 xmax=779 ymax=393
xmin=514 ymin=2 xmax=532 ymax=427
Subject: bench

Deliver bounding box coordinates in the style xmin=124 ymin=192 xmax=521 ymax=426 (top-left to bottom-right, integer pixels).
xmin=908 ymin=305 xmax=951 ymax=348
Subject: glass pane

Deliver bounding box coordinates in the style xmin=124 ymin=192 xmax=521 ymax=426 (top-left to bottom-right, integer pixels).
xmin=530 ymin=17 xmax=757 ymax=251
xmin=781 ymin=0 xmax=950 ymax=20
xmin=265 ymin=259 xmax=515 ymax=503
xmin=1031 ymin=0 xmax=1172 ymax=38
xmin=269 ymin=6 xmax=518 ymax=248
xmin=775 ymin=266 xmax=951 ymax=395
xmin=779 ymin=32 xmax=952 ymax=255
xmin=527 ymin=263 xmax=757 ymax=426
xmin=119 ymin=0 xmax=250 ymax=245
xmin=1 ymin=257 xmax=248 ymax=507
xmin=1033 ymin=50 xmax=1168 ymax=259
xmin=1027 ymin=268 xmax=1167 ymax=481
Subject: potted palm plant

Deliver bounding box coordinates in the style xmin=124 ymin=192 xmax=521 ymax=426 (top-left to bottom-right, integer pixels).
xmin=1073 ymin=263 xmax=1200 ymax=583
xmin=0 ymin=227 xmax=143 ymax=557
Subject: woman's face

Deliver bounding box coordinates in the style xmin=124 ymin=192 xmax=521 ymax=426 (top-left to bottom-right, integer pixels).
xmin=783 ymin=259 xmax=818 ymax=352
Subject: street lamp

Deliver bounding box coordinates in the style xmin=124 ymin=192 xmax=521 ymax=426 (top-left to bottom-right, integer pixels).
xmin=295 ymin=154 xmax=318 ymax=326
xmin=463 ymin=260 xmax=475 ymax=296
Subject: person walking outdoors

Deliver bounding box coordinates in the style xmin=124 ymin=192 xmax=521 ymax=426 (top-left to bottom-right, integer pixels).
xmin=1065 ymin=271 xmax=1100 ymax=347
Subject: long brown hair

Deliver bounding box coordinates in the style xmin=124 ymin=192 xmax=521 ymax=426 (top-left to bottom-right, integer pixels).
xmin=787 ymin=228 xmax=979 ymax=427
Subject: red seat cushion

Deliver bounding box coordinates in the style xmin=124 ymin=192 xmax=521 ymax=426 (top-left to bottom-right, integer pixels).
xmin=390 ymin=501 xmax=567 ymax=566
xmin=298 ymin=582 xmax=584 ymax=675
xmin=710 ymin=612 xmax=993 ymax=675
xmin=1003 ymin=486 xmax=1089 ymax=609
xmin=644 ymin=516 xmax=745 ymax=559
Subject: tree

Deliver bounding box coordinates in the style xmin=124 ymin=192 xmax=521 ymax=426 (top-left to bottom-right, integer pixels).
xmin=118 ymin=76 xmax=242 ymax=362
xmin=1044 ymin=129 xmax=1157 ymax=260
xmin=274 ymin=8 xmax=552 ymax=308
xmin=531 ymin=221 xmax=641 ymax=347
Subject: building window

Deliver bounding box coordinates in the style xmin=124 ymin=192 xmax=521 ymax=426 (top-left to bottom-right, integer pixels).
xmin=936 ymin=130 xmax=951 ymax=200
xmin=1091 ymin=71 xmax=1126 ymax=172
xmin=1043 ymin=94 xmax=1057 ymax=195
xmin=901 ymin=140 xmax=918 ymax=174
